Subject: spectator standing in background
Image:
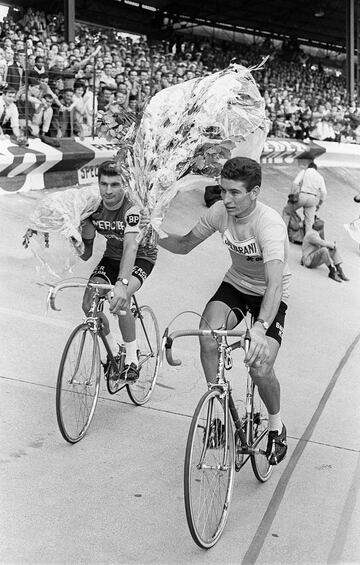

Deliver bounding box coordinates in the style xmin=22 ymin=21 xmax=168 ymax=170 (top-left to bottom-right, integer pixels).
xmin=0 ymin=85 xmax=20 ymax=138
xmin=32 ymin=55 xmax=46 ymax=79
xmin=97 ymin=85 xmax=114 ymax=111
xmin=282 ymin=162 xmax=327 ymax=233
xmin=31 ymin=92 xmax=53 ymax=137
xmin=57 ymin=87 xmax=75 ymax=137
xmin=0 ymin=48 xmax=8 ymax=88
xmin=99 ymin=62 xmax=117 ymax=89
xmin=17 ymin=75 xmax=42 ymax=136
xmin=5 ymin=50 xmax=25 ymax=92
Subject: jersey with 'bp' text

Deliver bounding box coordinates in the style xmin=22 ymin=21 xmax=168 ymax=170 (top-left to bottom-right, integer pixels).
xmin=81 ymin=196 xmax=158 ymax=263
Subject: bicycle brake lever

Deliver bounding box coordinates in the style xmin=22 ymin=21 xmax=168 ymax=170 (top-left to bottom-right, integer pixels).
xmin=164 ymin=334 xmax=182 ymax=366
xmin=48 ymin=288 xmax=62 ymax=312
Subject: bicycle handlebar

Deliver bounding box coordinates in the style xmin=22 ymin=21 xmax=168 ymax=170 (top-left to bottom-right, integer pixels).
xmin=163 ymin=327 xmax=250 ymax=367
xmin=47 ymin=281 xmax=120 ymax=312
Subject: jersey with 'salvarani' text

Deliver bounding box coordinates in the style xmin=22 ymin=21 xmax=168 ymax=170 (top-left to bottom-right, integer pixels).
xmin=192 ymin=200 xmax=291 ymax=299
xmin=81 ymin=196 xmax=158 ymax=263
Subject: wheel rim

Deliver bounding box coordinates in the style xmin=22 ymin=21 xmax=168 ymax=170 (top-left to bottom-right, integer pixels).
xmin=251 ymin=387 xmax=273 ymax=481
xmin=185 ymin=391 xmax=234 ymax=548
xmin=57 ymin=326 xmax=100 ymax=442
xmin=128 ymin=306 xmax=160 ymax=404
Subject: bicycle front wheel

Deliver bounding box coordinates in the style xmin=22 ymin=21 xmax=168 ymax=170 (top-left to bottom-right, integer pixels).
xmin=126 ymin=305 xmax=160 ymax=405
xmin=56 ymin=324 xmax=101 ymax=443
xmin=184 ymin=388 xmax=235 ymax=549
xmin=250 ymin=385 xmax=273 ymax=482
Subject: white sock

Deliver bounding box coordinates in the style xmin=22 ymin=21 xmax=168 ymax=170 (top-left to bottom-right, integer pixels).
xmin=268 ymin=411 xmax=282 ymax=434
xmin=125 ymin=339 xmax=138 ymax=366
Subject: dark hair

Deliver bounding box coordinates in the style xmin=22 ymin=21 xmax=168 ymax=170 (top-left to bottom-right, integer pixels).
xmin=28 ymin=73 xmax=41 ymax=87
xmin=221 ymin=157 xmax=261 ymax=191
xmin=308 ymin=162 xmax=317 ymax=170
xmin=98 ymin=160 xmax=122 ymax=180
xmin=3 ymin=85 xmax=17 ymax=95
xmin=73 ymin=79 xmax=86 ymax=91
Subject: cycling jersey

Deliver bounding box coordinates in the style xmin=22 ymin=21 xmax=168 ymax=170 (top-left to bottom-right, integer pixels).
xmin=192 ymin=200 xmax=291 ymax=299
xmin=81 ymin=197 xmax=158 ymax=263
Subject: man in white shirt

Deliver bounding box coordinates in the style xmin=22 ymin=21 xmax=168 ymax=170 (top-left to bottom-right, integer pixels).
xmin=0 ymin=86 xmax=20 ymax=138
xmin=283 ymin=162 xmax=327 ymax=233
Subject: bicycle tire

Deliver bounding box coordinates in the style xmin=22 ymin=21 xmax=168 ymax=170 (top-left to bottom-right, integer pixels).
xmin=56 ymin=323 xmax=101 ymax=443
xmin=126 ymin=305 xmax=160 ymax=405
xmin=184 ymin=388 xmax=235 ymax=549
xmin=250 ymin=385 xmax=273 ymax=482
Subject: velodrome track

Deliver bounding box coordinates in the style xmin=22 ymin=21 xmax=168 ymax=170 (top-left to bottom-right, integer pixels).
xmin=1 ymin=164 xmax=359 ymax=564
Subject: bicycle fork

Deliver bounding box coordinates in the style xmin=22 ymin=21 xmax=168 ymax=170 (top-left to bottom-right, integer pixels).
xmin=199 ymin=391 xmax=231 ymax=472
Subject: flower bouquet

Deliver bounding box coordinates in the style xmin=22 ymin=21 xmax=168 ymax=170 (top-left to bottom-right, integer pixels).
xmin=124 ymin=62 xmax=268 ymax=239
xmin=22 ymin=185 xmax=101 ymax=278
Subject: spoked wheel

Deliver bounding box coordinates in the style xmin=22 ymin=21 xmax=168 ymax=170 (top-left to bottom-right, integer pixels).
xmin=250 ymin=385 xmax=273 ymax=482
xmin=56 ymin=324 xmax=101 ymax=443
xmin=184 ymin=388 xmax=235 ymax=549
xmin=126 ymin=305 xmax=160 ymax=405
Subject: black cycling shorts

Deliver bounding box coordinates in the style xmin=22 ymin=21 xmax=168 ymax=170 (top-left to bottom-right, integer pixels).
xmin=90 ymin=256 xmax=154 ymax=287
xmin=208 ymin=281 xmax=287 ymax=345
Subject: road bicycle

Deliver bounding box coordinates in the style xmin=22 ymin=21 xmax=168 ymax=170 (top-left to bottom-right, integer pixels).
xmin=163 ymin=314 xmax=273 ymax=548
xmin=47 ymin=280 xmax=161 ymax=444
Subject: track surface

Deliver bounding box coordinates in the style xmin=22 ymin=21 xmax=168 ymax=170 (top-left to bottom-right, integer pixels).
xmin=1 ymin=164 xmax=360 ymax=564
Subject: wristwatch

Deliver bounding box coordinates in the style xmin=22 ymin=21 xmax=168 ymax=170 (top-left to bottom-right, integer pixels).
xmin=255 ymin=318 xmax=269 ymax=331
xmin=117 ymin=277 xmax=129 ymax=286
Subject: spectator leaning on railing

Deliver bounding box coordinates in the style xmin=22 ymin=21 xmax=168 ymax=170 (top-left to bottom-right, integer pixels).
xmin=0 ymin=4 xmax=359 ymax=141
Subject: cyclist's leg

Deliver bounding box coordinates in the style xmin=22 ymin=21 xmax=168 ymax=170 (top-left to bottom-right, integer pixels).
xmin=248 ymin=301 xmax=288 ymax=464
xmin=82 ymin=259 xmax=115 ymax=338
xmin=249 ymin=338 xmax=280 ymax=415
xmin=199 ymin=282 xmax=243 ymax=384
xmin=83 ymin=258 xmax=128 ymax=370
xmin=118 ymin=259 xmax=154 ymax=379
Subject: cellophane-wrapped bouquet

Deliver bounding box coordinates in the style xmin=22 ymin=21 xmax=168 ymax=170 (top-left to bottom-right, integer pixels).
xmin=22 ymin=186 xmax=101 ymax=278
xmin=125 ymin=62 xmax=268 ymax=238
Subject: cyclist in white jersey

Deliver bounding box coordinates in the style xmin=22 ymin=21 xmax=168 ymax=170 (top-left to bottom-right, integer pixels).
xmin=159 ymin=157 xmax=289 ymax=465
xmin=80 ymin=160 xmax=157 ymax=382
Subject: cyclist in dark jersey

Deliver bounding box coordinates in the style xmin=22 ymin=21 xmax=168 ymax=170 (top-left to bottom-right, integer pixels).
xmin=80 ymin=160 xmax=157 ymax=381
xmin=158 ymin=157 xmax=289 ymax=465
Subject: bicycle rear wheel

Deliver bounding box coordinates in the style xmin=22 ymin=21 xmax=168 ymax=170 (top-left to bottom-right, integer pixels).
xmin=184 ymin=388 xmax=235 ymax=549
xmin=250 ymin=385 xmax=273 ymax=482
xmin=126 ymin=305 xmax=160 ymax=405
xmin=56 ymin=324 xmax=101 ymax=443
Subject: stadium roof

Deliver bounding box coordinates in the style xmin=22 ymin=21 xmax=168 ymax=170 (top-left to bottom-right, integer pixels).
xmin=11 ymin=0 xmax=348 ymax=51
xmin=142 ymin=0 xmax=347 ymax=50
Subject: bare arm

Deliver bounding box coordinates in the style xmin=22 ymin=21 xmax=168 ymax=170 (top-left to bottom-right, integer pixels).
xmin=308 ymin=232 xmax=335 ymax=250
xmin=257 ymin=259 xmax=284 ymax=329
xmin=158 ymin=229 xmax=204 ymax=255
xmin=109 ymin=232 xmax=139 ymax=315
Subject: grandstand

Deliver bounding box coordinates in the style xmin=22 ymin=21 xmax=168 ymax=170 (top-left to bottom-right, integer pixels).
xmin=0 ymin=0 xmax=359 ymax=145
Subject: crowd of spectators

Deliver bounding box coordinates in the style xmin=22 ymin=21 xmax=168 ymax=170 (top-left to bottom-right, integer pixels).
xmin=0 ymin=6 xmax=359 ymax=144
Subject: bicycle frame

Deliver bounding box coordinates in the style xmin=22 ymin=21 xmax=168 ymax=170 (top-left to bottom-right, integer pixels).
xmin=48 ymin=280 xmax=156 ymax=383
xmin=164 ymin=325 xmax=268 ymax=462
xmin=132 ymin=295 xmax=156 ymax=367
